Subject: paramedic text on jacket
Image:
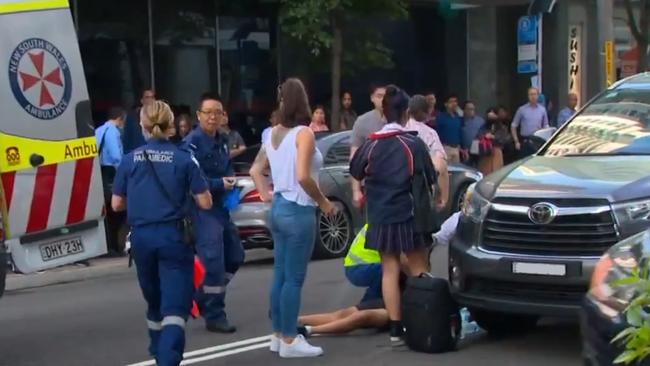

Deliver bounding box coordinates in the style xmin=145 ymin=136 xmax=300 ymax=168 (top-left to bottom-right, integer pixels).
xmin=112 ymin=101 xmax=211 ymax=366
xmin=183 ymin=92 xmax=245 ymax=334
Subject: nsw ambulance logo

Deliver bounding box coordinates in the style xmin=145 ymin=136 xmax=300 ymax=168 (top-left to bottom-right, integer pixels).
xmin=8 ymin=38 xmax=72 ymax=120
xmin=5 ymin=147 xmax=20 ymax=166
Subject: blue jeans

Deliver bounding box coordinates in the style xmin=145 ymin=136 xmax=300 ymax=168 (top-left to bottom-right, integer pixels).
xmin=131 ymin=223 xmax=193 ymax=366
xmin=345 ymin=263 xmax=383 ymax=303
xmin=270 ymin=194 xmax=316 ymax=337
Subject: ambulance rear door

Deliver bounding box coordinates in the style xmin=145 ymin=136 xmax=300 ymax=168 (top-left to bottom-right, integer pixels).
xmin=0 ymin=0 xmax=107 ymax=273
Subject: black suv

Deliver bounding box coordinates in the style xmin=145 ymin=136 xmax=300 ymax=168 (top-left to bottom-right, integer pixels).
xmin=450 ymin=73 xmax=650 ymax=335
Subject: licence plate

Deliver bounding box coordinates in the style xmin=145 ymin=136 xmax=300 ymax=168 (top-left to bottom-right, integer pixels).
xmin=40 ymin=237 xmax=84 ymax=262
xmin=512 ymin=262 xmax=566 ymax=276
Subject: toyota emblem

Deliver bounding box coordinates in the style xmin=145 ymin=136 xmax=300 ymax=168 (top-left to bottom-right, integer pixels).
xmin=528 ymin=202 xmax=558 ymax=225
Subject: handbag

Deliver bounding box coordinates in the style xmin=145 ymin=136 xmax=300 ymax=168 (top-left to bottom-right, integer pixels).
xmin=470 ymin=139 xmax=480 ymax=155
xmin=142 ymin=149 xmax=194 ymax=245
xmin=478 ymin=136 xmax=494 ymax=157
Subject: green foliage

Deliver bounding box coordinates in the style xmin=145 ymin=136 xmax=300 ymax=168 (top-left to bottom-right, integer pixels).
xmin=614 ymin=262 xmax=650 ymax=364
xmin=279 ymin=0 xmax=408 ymax=72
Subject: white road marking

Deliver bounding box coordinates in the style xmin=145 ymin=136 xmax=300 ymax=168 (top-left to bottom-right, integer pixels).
xmin=181 ymin=342 xmax=271 ymax=365
xmin=125 ymin=335 xmax=272 ymax=366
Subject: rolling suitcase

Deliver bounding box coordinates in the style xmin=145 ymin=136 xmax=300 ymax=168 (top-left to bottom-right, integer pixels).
xmin=402 ymin=274 xmax=461 ymax=353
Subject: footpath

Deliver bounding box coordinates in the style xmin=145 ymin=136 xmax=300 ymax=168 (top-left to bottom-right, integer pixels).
xmin=5 ymin=248 xmax=272 ymax=292
xmin=6 ymin=257 xmax=131 ymax=292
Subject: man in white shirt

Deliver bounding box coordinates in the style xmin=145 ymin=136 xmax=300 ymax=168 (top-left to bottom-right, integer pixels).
xmin=406 ymin=95 xmax=449 ymax=210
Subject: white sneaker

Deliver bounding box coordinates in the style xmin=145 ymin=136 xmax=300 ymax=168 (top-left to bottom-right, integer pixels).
xmin=269 ymin=334 xmax=280 ymax=353
xmin=279 ymin=335 xmax=323 ymax=358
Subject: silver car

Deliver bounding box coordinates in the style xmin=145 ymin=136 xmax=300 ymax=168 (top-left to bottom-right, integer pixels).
xmin=232 ymin=131 xmax=481 ymax=259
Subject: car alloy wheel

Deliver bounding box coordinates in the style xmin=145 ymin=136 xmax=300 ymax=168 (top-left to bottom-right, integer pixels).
xmin=455 ymin=184 xmax=470 ymax=212
xmin=315 ymin=202 xmax=352 ymax=258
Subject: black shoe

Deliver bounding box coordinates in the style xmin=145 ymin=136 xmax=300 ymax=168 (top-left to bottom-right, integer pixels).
xmin=297 ymin=326 xmax=309 ymax=337
xmin=206 ymin=321 xmax=237 ymax=334
xmin=389 ymin=320 xmax=405 ymax=347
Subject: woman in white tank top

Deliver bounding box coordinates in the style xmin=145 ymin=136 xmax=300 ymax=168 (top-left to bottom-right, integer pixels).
xmin=250 ymin=78 xmax=336 ymax=359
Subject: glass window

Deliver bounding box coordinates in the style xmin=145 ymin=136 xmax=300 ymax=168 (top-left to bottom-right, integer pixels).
xmin=219 ymin=15 xmax=277 ymax=145
xmin=153 ymin=0 xmax=217 ymax=114
xmin=77 ymin=0 xmax=151 ymax=124
xmin=543 ymin=82 xmax=650 ymax=157
xmin=325 ymin=138 xmax=351 ymax=165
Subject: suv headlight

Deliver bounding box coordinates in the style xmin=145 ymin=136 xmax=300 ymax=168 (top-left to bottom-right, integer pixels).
xmin=461 ymin=183 xmax=490 ymax=223
xmin=589 ymin=231 xmax=648 ymax=315
xmin=613 ymin=198 xmax=650 ymax=225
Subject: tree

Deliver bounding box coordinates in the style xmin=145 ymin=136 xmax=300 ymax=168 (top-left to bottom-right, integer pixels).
xmin=279 ymin=0 xmax=407 ymax=131
xmin=623 ymin=0 xmax=650 ymax=72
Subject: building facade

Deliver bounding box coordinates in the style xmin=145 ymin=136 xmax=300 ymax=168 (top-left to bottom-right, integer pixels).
xmin=70 ymin=0 xmax=630 ymax=139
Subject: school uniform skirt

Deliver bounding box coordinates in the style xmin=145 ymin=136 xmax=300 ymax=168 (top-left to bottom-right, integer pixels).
xmin=365 ymin=219 xmax=428 ymax=255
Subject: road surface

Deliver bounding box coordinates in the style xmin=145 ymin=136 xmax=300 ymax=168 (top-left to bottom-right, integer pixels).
xmin=0 ymin=247 xmax=582 ymax=366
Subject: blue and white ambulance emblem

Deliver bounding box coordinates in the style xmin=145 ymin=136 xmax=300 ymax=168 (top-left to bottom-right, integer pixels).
xmin=8 ymin=38 xmax=72 ymax=120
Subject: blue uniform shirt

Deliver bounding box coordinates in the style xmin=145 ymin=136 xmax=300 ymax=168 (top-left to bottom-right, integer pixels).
xmin=113 ymin=139 xmax=208 ymax=227
xmin=183 ymin=127 xmax=233 ymax=204
xmin=95 ymin=122 xmax=123 ymax=167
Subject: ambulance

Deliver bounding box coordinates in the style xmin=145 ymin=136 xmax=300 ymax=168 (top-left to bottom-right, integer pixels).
xmin=0 ymin=0 xmax=108 ymax=296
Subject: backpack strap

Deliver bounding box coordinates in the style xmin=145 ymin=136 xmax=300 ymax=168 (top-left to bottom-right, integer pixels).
xmin=142 ymin=149 xmax=184 ymax=213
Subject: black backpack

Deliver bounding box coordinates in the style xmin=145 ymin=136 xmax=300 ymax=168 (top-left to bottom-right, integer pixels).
xmin=402 ymin=274 xmax=461 ymax=353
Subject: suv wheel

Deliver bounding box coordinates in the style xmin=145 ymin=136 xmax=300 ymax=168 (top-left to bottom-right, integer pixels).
xmin=470 ymin=308 xmax=538 ymax=337
xmin=313 ymin=202 xmax=352 ymax=259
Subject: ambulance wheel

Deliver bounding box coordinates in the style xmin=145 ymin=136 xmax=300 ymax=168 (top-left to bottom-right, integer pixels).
xmin=470 ymin=308 xmax=538 ymax=337
xmin=313 ymin=201 xmax=353 ymax=259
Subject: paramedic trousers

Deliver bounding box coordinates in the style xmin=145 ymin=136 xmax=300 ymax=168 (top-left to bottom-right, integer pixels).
xmin=193 ymin=208 xmax=245 ymax=324
xmin=131 ymin=222 xmax=193 ymax=366
xmin=345 ymin=263 xmax=383 ymax=303
xmin=270 ymin=194 xmax=316 ymax=336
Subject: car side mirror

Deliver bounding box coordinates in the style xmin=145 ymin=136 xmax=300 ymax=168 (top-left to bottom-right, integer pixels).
xmin=533 ymin=127 xmax=557 ymax=142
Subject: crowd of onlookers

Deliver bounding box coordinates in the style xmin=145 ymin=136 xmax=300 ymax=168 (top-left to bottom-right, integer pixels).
xmin=84 ymin=80 xmax=578 ymax=258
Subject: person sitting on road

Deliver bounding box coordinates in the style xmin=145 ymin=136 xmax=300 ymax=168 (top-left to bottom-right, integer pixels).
xmin=298 ymin=297 xmax=390 ymax=337
xmin=297 ymin=273 xmax=408 ymax=337
xmin=344 ymin=225 xmax=382 ymax=304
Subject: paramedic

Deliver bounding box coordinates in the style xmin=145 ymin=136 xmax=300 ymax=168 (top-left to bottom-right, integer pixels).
xmin=184 ymin=92 xmax=245 ymax=333
xmin=111 ymin=100 xmax=212 ymax=366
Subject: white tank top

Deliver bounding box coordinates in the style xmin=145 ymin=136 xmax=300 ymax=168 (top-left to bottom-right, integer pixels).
xmin=265 ymin=126 xmax=323 ymax=207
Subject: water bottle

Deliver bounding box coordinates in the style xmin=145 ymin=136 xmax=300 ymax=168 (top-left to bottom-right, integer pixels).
xmin=460 ymin=307 xmax=481 ymax=339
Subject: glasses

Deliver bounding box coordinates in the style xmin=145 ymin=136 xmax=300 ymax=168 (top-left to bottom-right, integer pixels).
xmin=199 ymin=110 xmax=224 ymax=117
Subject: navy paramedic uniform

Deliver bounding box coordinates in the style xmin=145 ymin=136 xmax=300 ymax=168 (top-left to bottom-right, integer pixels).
xmin=183 ymin=128 xmax=245 ymax=327
xmin=113 ymin=139 xmax=208 ymax=366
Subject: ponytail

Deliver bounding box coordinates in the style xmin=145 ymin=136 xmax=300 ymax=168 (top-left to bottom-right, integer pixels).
xmin=141 ymin=101 xmax=174 ymax=140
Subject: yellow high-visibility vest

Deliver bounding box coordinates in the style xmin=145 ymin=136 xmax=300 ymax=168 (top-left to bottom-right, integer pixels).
xmin=344 ymin=224 xmax=381 ymax=267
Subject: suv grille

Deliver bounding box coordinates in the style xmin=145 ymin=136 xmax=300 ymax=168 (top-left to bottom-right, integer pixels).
xmin=467 ymin=278 xmax=587 ymax=304
xmin=481 ymin=199 xmax=618 ymax=256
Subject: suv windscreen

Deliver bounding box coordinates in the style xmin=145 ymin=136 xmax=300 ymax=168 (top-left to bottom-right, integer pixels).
xmin=542 ymin=86 xmax=650 ymax=157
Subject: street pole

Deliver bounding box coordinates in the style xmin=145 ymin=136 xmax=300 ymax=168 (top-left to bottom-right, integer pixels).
xmin=597 ymin=0 xmax=615 ymax=89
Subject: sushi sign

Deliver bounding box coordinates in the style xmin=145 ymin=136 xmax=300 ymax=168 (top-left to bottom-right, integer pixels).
xmin=568 ymin=25 xmax=582 ymax=107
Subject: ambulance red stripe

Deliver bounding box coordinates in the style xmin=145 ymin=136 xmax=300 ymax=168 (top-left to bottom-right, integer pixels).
xmin=26 ymin=164 xmax=58 ymax=233
xmin=66 ymin=158 xmax=94 ymax=225
xmin=1 ymin=172 xmax=16 ymax=210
